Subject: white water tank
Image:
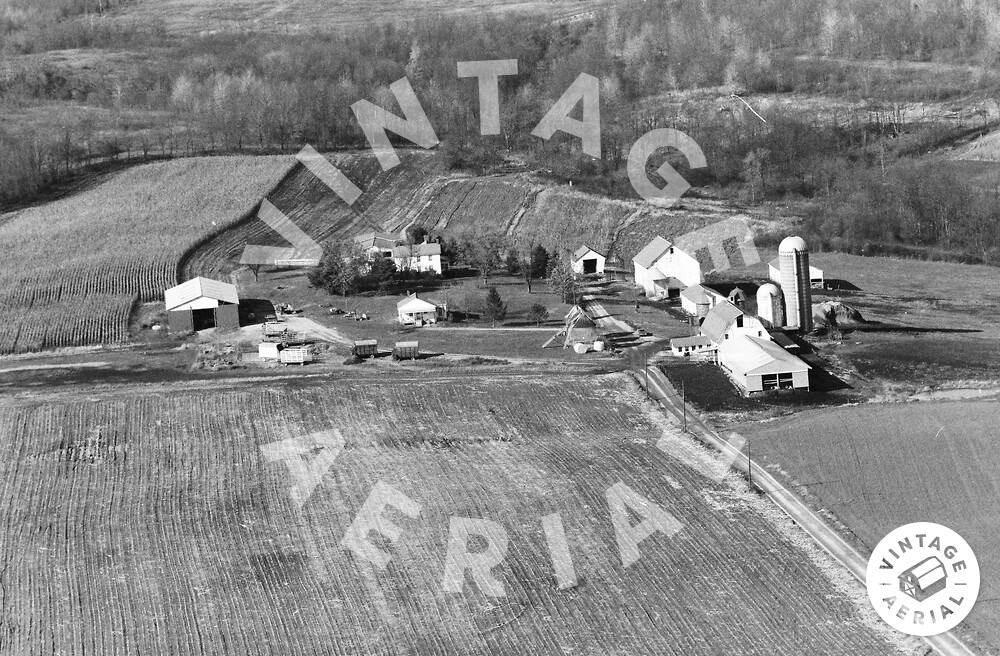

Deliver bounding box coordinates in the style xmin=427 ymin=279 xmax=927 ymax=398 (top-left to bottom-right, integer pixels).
xmin=756 ymin=283 xmax=785 ymax=328
xmin=778 ymin=236 xmax=813 ymax=333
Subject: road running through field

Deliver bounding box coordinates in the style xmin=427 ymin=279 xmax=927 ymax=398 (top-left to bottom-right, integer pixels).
xmin=635 ymin=360 xmax=979 ymax=656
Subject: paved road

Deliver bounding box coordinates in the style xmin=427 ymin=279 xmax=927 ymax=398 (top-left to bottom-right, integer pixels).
xmin=637 ymin=360 xmax=980 ymax=656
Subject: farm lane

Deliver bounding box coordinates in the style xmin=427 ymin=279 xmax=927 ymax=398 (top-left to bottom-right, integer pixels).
xmin=635 ymin=365 xmax=981 ymax=656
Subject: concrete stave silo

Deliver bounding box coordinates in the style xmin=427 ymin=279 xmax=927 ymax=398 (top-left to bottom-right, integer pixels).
xmin=755 ymin=283 xmax=785 ymax=328
xmin=778 ymin=236 xmax=813 ymax=333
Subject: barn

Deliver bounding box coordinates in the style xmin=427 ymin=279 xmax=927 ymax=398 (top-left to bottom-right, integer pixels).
xmin=680 ymin=284 xmax=722 ymax=317
xmin=717 ymin=335 xmax=811 ymax=393
xmin=633 ymin=236 xmax=703 ymax=298
xmin=164 ymin=277 xmax=240 ymax=333
xmin=899 ymin=556 xmax=947 ymax=602
xmin=571 ymin=246 xmax=606 ymax=276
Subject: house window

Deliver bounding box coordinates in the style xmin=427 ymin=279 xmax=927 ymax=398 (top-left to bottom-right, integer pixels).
xmin=736 ymin=315 xmax=744 ymax=328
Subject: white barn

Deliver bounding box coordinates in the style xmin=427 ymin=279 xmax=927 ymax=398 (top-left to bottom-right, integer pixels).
xmin=700 ymin=300 xmax=770 ymax=347
xmin=571 ymin=246 xmax=606 ymax=276
xmin=164 ymin=277 xmax=240 ymax=333
xmin=718 ymin=335 xmax=811 ymax=393
xmin=633 ymin=236 xmax=702 ymax=298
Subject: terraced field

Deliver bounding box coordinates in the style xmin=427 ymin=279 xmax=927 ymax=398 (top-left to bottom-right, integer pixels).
xmin=740 ymin=400 xmax=1000 ymax=653
xmin=0 ymin=156 xmax=294 ymax=354
xmin=0 ymin=373 xmax=919 ymax=655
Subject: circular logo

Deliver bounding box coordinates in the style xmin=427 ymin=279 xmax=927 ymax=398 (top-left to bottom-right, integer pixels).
xmin=866 ymin=522 xmax=980 ymax=636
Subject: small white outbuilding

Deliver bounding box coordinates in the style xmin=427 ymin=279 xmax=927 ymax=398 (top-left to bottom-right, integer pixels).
xmin=571 ymin=246 xmax=606 ymax=276
xmin=396 ymin=294 xmax=446 ymax=325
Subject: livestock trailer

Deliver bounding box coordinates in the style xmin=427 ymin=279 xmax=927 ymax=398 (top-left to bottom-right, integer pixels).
xmin=352 ymin=339 xmax=378 ymax=358
xmin=280 ymin=345 xmax=315 ymax=366
xmin=393 ymin=341 xmax=419 ymax=360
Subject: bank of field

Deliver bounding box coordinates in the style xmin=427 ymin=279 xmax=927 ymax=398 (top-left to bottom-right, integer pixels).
xmin=740 ymin=400 xmax=1000 ymax=653
xmin=0 ymin=156 xmax=294 ymax=354
xmin=0 ymin=374 xmax=916 ymax=655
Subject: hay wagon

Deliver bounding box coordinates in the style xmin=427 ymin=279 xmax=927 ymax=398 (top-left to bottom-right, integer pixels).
xmin=279 ymin=345 xmax=315 ymax=366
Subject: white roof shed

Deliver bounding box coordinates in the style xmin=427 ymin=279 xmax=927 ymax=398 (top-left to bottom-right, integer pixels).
xmin=164 ymin=277 xmax=239 ymax=312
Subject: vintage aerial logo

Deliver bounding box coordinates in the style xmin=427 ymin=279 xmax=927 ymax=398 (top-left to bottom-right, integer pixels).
xmin=866 ymin=522 xmax=980 ymax=636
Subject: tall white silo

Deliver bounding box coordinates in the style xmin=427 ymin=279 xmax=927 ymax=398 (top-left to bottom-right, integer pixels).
xmin=756 ymin=283 xmax=785 ymax=328
xmin=778 ymin=236 xmax=813 ymax=333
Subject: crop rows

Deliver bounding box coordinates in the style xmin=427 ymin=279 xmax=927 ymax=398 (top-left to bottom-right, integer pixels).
xmin=0 ymin=156 xmax=295 ymax=354
xmin=412 ymin=177 xmax=534 ymax=237
xmin=0 ymin=374 xmax=914 ymax=654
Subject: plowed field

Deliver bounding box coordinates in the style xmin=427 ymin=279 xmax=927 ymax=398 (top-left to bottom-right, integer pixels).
xmin=0 ymin=373 xmax=918 ymax=655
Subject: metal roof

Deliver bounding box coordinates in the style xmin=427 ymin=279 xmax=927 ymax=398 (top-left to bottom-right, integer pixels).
xmin=164 ymin=277 xmax=239 ymax=311
xmin=681 ymin=283 xmax=721 ymax=304
xmin=700 ymin=300 xmax=744 ymax=344
xmin=718 ymin=335 xmax=811 ymax=377
xmin=396 ymin=294 xmax=441 ymax=312
xmin=633 ymin=236 xmax=673 ymax=269
xmin=573 ymin=245 xmax=604 ymax=261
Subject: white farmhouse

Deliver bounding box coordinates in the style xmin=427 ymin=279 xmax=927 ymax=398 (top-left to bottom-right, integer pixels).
xmin=396 ymin=294 xmax=447 ymax=325
xmin=393 ymin=240 xmax=445 ymax=274
xmin=633 ymin=236 xmax=702 ymax=298
xmin=571 ymin=246 xmax=606 ymax=276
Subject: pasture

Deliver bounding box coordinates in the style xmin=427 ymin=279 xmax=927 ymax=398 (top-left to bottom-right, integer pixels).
xmin=0 ymin=156 xmax=294 ymax=354
xmin=0 ymin=373 xmax=917 ymax=655
xmin=739 ymin=400 xmax=1000 ymax=653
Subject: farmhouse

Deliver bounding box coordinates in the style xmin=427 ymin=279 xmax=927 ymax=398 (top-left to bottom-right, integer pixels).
xmin=392 ymin=240 xmax=445 ymax=274
xmin=571 ymin=246 xmax=606 ymax=276
xmin=164 ymin=277 xmax=240 ymax=333
xmin=633 ymin=236 xmax=702 ymax=298
xmin=718 ymin=335 xmax=811 ymax=393
xmin=768 ymin=257 xmax=824 ymax=288
xmin=397 ymin=294 xmax=447 ymax=325
xmin=680 ymin=284 xmax=723 ymax=317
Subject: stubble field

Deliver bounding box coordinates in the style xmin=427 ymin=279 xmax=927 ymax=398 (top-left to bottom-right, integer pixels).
xmin=0 ymin=373 xmax=917 ymax=655
xmin=739 ymin=400 xmax=1000 ymax=653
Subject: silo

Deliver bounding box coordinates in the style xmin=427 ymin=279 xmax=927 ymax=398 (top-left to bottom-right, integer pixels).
xmin=755 ymin=283 xmax=785 ymax=328
xmin=778 ymin=236 xmax=813 ymax=332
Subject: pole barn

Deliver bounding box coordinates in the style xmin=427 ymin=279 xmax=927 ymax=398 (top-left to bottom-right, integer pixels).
xmin=164 ymin=277 xmax=240 ymax=333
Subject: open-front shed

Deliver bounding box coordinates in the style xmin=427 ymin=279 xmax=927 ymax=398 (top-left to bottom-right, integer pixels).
xmin=165 ymin=277 xmax=240 ymax=333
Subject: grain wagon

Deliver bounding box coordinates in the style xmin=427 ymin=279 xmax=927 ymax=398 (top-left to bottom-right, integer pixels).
xmin=393 ymin=341 xmax=419 ymax=360
xmin=352 ymin=339 xmax=378 ymax=359
xmin=280 ymin=345 xmax=315 ymax=366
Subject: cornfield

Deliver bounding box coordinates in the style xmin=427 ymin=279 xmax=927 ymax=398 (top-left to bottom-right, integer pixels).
xmin=0 ymin=156 xmax=294 ymax=353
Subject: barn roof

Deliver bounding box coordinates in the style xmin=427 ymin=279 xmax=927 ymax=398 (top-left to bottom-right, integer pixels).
xmin=164 ymin=277 xmax=239 ymax=311
xmin=573 ymin=245 xmax=605 ymax=261
xmin=681 ymin=283 xmax=721 ymax=305
xmin=701 ymin=300 xmax=744 ymax=344
xmin=397 ymin=294 xmax=440 ymax=312
xmin=354 ymin=232 xmax=398 ymax=250
xmin=719 ymin=335 xmax=811 ymax=377
xmin=633 ymin=236 xmax=673 ymax=269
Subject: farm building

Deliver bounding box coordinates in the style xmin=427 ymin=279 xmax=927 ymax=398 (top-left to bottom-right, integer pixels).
xmin=670 ymin=335 xmax=715 ymax=357
xmin=164 ymin=277 xmax=240 ymax=333
xmin=727 ymin=287 xmax=748 ymax=308
xmin=768 ymin=256 xmax=824 ymax=289
xmin=393 ymin=341 xmax=419 ymax=360
xmin=718 ymin=335 xmax=811 ymax=393
xmin=633 ymin=236 xmax=703 ymax=298
xmin=354 ymin=232 xmax=398 ymax=258
xmin=571 ymin=246 xmax=606 ymax=276
xmin=700 ymin=300 xmax=769 ymax=346
xmin=681 ymin=284 xmax=723 ymax=317
xmin=396 ymin=294 xmax=447 ymax=325
xmin=898 ymin=556 xmax=947 ymax=602
xmin=392 ymin=240 xmax=446 ymax=274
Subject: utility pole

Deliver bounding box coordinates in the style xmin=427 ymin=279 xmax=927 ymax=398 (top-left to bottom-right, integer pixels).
xmin=748 ymin=439 xmax=752 ymax=489
xmin=682 ymin=380 xmax=687 ymax=432
xmin=644 ymin=354 xmax=649 ymax=399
